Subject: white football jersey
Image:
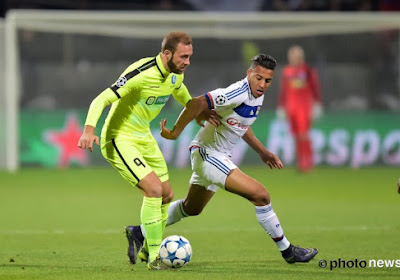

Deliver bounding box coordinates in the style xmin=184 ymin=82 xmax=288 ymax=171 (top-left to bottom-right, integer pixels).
xmin=190 ymin=77 xmax=264 ymax=155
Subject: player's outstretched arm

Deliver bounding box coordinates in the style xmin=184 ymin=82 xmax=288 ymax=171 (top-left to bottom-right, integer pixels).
xmin=160 ymin=96 xmax=208 ymax=140
xmin=243 ymin=127 xmax=283 ymax=169
xmin=78 ymin=88 xmax=119 ymax=152
xmin=78 ymin=125 xmax=99 ymax=152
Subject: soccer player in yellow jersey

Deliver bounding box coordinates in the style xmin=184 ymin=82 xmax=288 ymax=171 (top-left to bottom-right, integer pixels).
xmin=78 ymin=31 xmax=207 ymax=270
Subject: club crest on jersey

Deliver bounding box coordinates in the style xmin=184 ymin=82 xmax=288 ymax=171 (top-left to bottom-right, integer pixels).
xmin=115 ymin=76 xmax=127 ymax=88
xmin=215 ymin=95 xmax=226 ymax=105
xmin=171 ymin=74 xmax=177 ymax=84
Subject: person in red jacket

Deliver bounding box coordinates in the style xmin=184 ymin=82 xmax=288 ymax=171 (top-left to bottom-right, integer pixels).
xmin=277 ymin=45 xmax=322 ymax=172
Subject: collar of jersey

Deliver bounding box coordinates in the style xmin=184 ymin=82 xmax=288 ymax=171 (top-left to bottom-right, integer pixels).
xmin=244 ymin=77 xmax=255 ymax=99
xmin=243 ymin=77 xmax=251 ymax=94
xmin=156 ymin=53 xmax=171 ymax=79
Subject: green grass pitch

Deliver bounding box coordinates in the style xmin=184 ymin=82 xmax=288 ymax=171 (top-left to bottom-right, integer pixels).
xmin=1 ymin=167 xmax=399 ymax=280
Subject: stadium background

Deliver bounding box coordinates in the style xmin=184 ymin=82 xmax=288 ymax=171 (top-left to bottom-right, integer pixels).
xmin=0 ymin=0 xmax=400 ymax=170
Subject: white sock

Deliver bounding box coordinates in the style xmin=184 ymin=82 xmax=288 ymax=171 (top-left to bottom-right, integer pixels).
xmin=166 ymin=199 xmax=189 ymax=226
xmin=140 ymin=199 xmax=188 ymax=237
xmin=255 ymin=204 xmax=290 ymax=251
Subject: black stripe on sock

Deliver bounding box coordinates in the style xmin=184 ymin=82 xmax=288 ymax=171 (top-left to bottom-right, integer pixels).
xmin=111 ymin=139 xmax=140 ymax=183
xmin=273 ymin=235 xmax=284 ymax=242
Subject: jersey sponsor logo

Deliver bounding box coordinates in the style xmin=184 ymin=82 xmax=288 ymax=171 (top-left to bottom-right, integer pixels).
xmin=115 ymin=76 xmax=127 ymax=88
xmin=227 ymin=118 xmax=238 ymax=126
xmin=145 ymin=95 xmax=170 ymax=105
xmin=226 ymin=117 xmax=249 ymax=129
xmin=215 ymin=95 xmax=227 ymax=105
xmin=171 ymin=74 xmax=177 ymax=84
xmin=146 ymin=96 xmax=156 ymax=105
xmin=155 ymin=95 xmax=170 ymax=105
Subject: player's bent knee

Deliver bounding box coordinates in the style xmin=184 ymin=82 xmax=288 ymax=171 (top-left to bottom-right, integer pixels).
xmin=138 ymin=172 xmax=164 ymax=197
xmin=139 ymin=182 xmax=163 ymax=198
xmin=251 ymin=188 xmax=271 ymax=206
xmin=163 ymin=189 xmax=174 ymax=204
xmin=142 ymin=187 xmax=163 ymax=198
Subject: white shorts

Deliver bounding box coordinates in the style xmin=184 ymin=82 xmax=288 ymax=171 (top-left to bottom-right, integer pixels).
xmin=189 ymin=146 xmax=237 ymax=192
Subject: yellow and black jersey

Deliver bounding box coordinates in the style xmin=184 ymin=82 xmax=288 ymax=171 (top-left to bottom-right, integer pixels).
xmin=85 ymin=53 xmax=192 ymax=140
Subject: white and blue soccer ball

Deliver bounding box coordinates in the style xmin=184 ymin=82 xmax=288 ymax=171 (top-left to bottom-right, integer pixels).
xmin=159 ymin=235 xmax=192 ymax=268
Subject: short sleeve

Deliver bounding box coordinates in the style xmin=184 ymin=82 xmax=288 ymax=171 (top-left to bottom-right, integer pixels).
xmin=172 ymin=83 xmax=192 ymax=107
xmin=205 ymin=81 xmax=249 ymax=110
xmin=109 ymin=72 xmax=142 ymax=99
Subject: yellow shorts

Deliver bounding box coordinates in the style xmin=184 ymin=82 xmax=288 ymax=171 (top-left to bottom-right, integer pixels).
xmin=101 ymin=136 xmax=169 ymax=186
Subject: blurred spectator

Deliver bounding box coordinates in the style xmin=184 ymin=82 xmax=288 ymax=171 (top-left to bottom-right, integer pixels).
xmin=277 ymin=45 xmax=322 ymax=173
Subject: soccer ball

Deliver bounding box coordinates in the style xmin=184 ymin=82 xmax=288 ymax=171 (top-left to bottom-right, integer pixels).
xmin=159 ymin=235 xmax=192 ymax=268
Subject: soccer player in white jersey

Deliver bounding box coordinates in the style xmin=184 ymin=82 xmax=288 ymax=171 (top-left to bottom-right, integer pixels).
xmin=130 ymin=54 xmax=318 ymax=265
